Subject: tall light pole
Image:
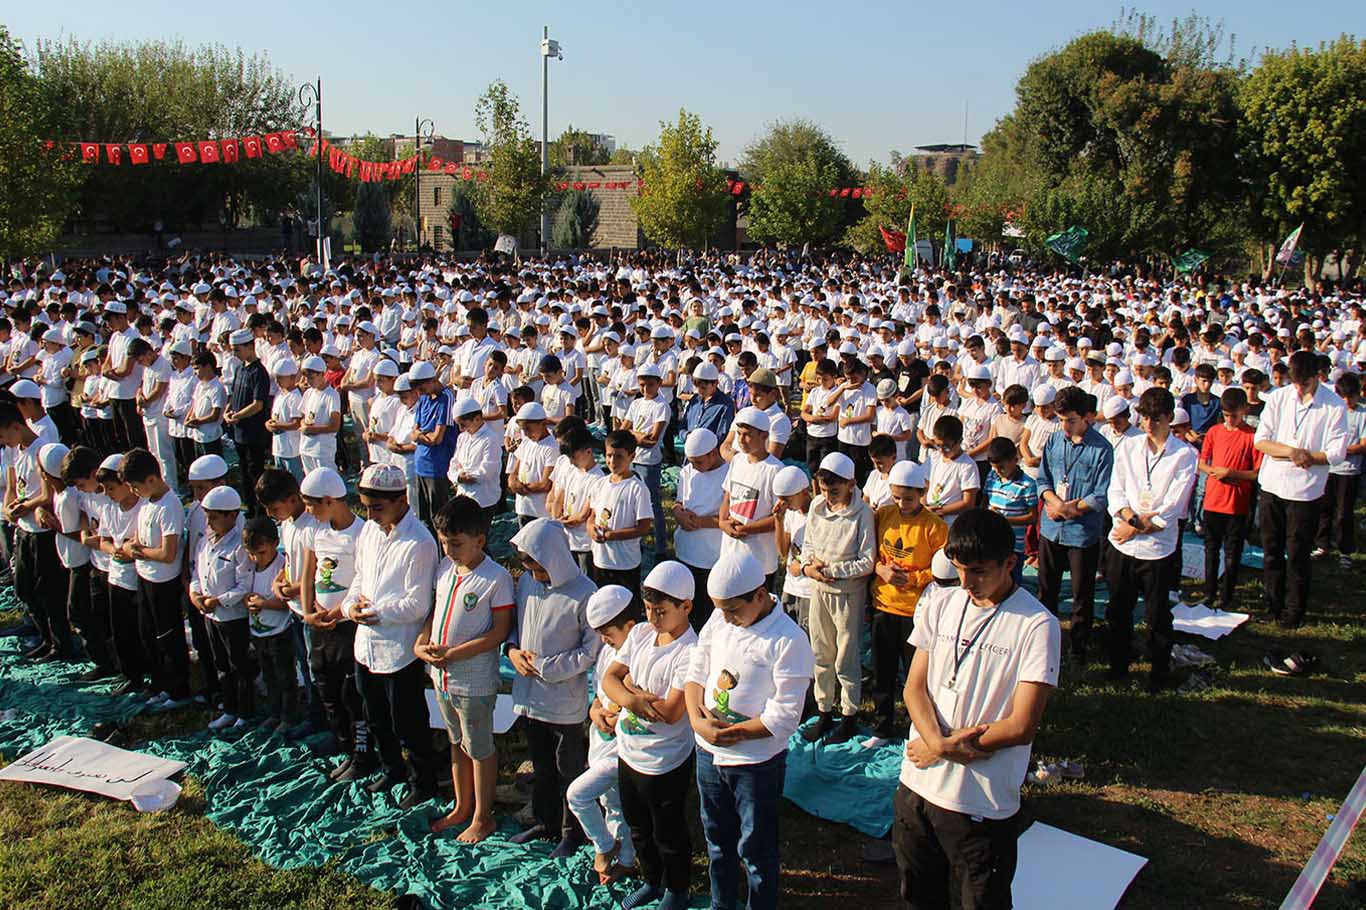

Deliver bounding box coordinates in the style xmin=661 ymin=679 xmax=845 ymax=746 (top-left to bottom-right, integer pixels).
xmin=299 ymin=79 xmax=323 ymax=261
xmin=414 ymin=117 xmax=435 ymax=252
xmin=540 ymin=27 xmax=562 ymax=255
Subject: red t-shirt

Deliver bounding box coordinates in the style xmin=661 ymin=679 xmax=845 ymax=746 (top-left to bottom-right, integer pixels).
xmin=1200 ymin=422 xmax=1262 ymax=515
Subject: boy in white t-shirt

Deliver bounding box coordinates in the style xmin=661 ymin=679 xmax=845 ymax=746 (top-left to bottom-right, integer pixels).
xmin=43 ymin=444 xmax=109 ymax=677
xmin=621 ymin=365 xmax=671 ymax=560
xmin=242 ymin=515 xmax=297 ymax=729
xmin=895 ymin=509 xmax=1060 ymax=910
xmin=507 ymin=402 xmax=557 ymax=525
xmin=587 ymin=430 xmax=654 ymax=594
xmin=771 ymin=464 xmax=812 ymax=631
xmin=266 ymin=358 xmax=304 ymax=481
xmin=56 ymin=445 xmax=118 ymax=679
xmin=925 ymin=415 xmax=981 ymax=528
xmin=416 ymin=495 xmax=514 ymax=843
xmin=448 ymin=397 xmax=502 ymax=515
xmin=299 ymin=355 xmax=341 ymax=474
xmin=554 ymin=422 xmax=605 ymax=577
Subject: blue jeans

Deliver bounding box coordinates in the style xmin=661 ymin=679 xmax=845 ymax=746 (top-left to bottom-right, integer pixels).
xmin=292 ymin=616 xmax=323 ymax=722
xmin=276 ymin=455 xmax=304 ymax=483
xmin=696 ymin=747 xmax=785 ymax=910
xmin=635 ymin=461 xmax=666 ymax=557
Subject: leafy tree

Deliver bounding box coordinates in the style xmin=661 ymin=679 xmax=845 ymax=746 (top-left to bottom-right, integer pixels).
xmin=631 ymin=109 xmax=729 ymax=250
xmin=551 ymin=190 xmax=599 ymax=248
xmin=351 ymin=180 xmax=391 ymax=252
xmin=550 ymin=125 xmax=611 ymax=168
xmin=843 ymin=161 xmax=949 ymax=254
xmin=609 ymin=147 xmax=637 ymax=165
xmin=746 ymin=155 xmax=843 ymax=246
xmin=1240 ymin=36 xmax=1366 ymax=282
xmin=446 ymin=182 xmax=493 ymax=251
xmin=472 ymin=80 xmax=548 ymax=237
xmin=0 ymin=27 xmax=80 ymax=258
xmin=31 ymin=37 xmax=305 ymax=232
xmin=740 ymin=118 xmax=856 ymax=189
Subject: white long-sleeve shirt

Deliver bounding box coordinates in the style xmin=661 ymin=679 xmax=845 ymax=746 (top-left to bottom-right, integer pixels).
xmin=1107 ymin=433 xmax=1197 ymax=560
xmin=343 ymin=507 xmax=439 ymax=673
xmin=1254 ymin=382 xmax=1350 ymax=502
xmin=189 ymin=519 xmax=250 ymax=623
xmin=449 ymin=423 xmax=502 ymax=507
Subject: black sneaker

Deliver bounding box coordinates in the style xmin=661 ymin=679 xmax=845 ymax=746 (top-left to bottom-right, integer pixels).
xmin=800 ymin=712 xmax=834 ymax=743
xmin=823 ymin=716 xmax=859 ymax=746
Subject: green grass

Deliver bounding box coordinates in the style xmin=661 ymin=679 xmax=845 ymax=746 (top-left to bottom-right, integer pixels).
xmin=1 ymin=509 xmax=1363 ymax=909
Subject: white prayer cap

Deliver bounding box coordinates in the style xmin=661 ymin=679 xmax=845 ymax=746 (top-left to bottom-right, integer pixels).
xmin=273 ymin=358 xmax=299 ymax=377
xmin=692 ymin=362 xmax=720 ymax=382
xmin=1032 ymin=385 xmax=1057 ymax=406
xmin=706 ymin=552 xmax=767 ymax=601
xmin=454 ymin=396 xmax=483 ymax=418
xmin=409 ymin=361 xmax=437 ymax=382
xmin=772 ymin=465 xmax=809 ymax=497
xmin=516 ymin=402 xmax=548 ymax=422
xmin=1102 ymin=396 xmax=1130 ymax=419
xmin=683 ymin=428 xmax=718 ymax=458
xmin=818 ymin=452 xmax=855 ymax=480
xmin=9 ymin=379 xmax=41 ymax=399
xmin=188 ymin=454 xmax=228 ymax=481
xmin=38 ymin=443 xmax=69 ymax=477
xmin=734 ymin=407 xmax=770 ymax=433
xmin=358 ymin=463 xmax=407 ymax=493
xmin=202 ymin=486 xmax=242 ymax=512
xmin=888 ymin=459 xmax=928 ymax=490
xmin=644 ymin=560 xmax=695 ymax=602
xmin=301 ymin=467 xmax=347 ymax=499
xmin=1113 ymin=370 xmax=1134 ymax=386
xmin=229 ymin=329 xmax=254 ymax=346
xmin=99 ymin=453 xmax=124 ymax=473
xmin=636 ymin=363 xmax=662 ymax=380
xmin=1172 ymin=407 xmax=1190 ymax=426
xmin=931 ymin=548 xmax=957 ymax=582
xmin=374 ymin=359 xmax=400 ymax=378
xmin=587 ymin=585 xmax=634 ymax=628
xmin=963 ymin=362 xmax=992 ymax=382
xmin=301 ymin=355 xmax=326 ymax=373
xmin=169 ymin=340 xmax=193 ymax=358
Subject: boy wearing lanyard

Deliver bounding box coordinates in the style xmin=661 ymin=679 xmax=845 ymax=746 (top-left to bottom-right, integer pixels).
xmin=895 ymin=508 xmax=1059 ymax=910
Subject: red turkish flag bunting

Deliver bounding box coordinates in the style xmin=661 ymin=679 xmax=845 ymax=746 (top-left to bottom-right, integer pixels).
xmin=198 ymin=141 xmax=220 ymax=163
xmin=879 ymin=226 xmax=907 ymax=253
xmin=221 ymin=139 xmax=240 ymax=163
xmin=153 ymin=143 xmax=168 ymax=160
xmin=359 ymin=161 xmax=373 ymax=182
xmin=81 ymin=143 xmax=100 ymax=164
xmin=732 ymin=181 xmax=745 ymax=195
xmin=573 ymin=181 xmax=585 ymax=191
xmin=176 ymin=142 xmax=198 ymax=164
xmin=128 ymin=144 xmax=149 ymax=165
xmin=243 ymin=136 xmax=262 ymax=158
xmin=427 ymin=156 xmax=443 ymax=171
xmin=402 ymin=157 xmax=416 ymax=175
xmin=104 ymin=144 xmax=123 ymax=165
xmin=444 ymin=162 xmax=457 ymax=175
xmin=280 ymin=130 xmax=298 ymax=150
xmin=840 ymin=188 xmax=851 ymax=197
xmin=264 ymin=133 xmax=284 ymax=154
xmin=828 ymin=189 xmax=839 ymax=197
xmin=461 ymin=167 xmax=473 ymax=181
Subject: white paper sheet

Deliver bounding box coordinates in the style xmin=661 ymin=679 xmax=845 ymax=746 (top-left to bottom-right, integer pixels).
xmin=1172 ymin=603 xmax=1250 ymax=640
xmin=0 ymin=736 xmax=187 ymax=802
xmin=1014 ymin=822 xmax=1147 ymax=910
xmin=426 ymin=691 xmax=518 ymax=734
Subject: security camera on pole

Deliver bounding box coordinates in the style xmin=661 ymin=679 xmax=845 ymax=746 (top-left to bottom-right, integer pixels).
xmin=540 ymin=26 xmax=563 ymax=255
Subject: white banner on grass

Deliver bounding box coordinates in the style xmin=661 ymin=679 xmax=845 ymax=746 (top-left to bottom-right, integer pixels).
xmin=0 ymin=736 xmax=186 ymax=802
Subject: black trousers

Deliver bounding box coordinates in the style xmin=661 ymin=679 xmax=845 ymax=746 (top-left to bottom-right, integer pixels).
xmin=255 ymin=629 xmax=298 ymax=720
xmin=174 ymin=436 xmax=196 ymax=484
xmin=1103 ymin=547 xmax=1174 ymax=679
xmin=619 ymin=755 xmax=695 ymax=893
xmin=686 ymin=562 xmax=714 ymax=632
xmin=235 ymin=439 xmax=268 ymax=516
xmin=1259 ymin=491 xmax=1322 ymax=628
xmin=109 ymin=582 xmax=148 ymax=685
xmin=892 ymin=785 xmax=1021 ymax=910
xmin=136 ymin=576 xmax=191 ymax=699
xmin=14 ymin=529 xmax=71 ymax=655
xmin=871 ymin=610 xmax=916 ymax=732
xmin=75 ymin=565 xmax=114 ymax=672
xmin=182 ymin=588 xmax=218 ymax=696
xmin=525 ymin=717 xmax=588 ymax=839
xmin=1036 ymin=536 xmax=1100 ymax=653
xmin=1202 ymin=510 xmax=1249 ymax=609
xmin=1316 ymin=473 xmax=1359 ymax=555
xmin=806 ymin=435 xmax=839 ymax=476
xmin=594 ymin=565 xmax=641 ymax=600
xmin=355 ymin=659 xmax=437 ymax=791
xmin=207 ymin=618 xmax=253 ymax=717
xmin=416 ymin=474 xmax=450 ymax=531
xmin=48 ymin=401 xmax=78 ymax=446
xmin=309 ymin=622 xmax=369 ymax=759
xmin=113 ymin=398 xmax=147 ymax=450
xmin=839 ymin=440 xmax=872 ymax=488
xmin=83 ymin=416 xmax=115 ymax=454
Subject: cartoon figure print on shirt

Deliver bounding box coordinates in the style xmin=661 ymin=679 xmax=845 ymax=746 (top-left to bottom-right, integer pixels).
xmin=315 ymin=557 xmax=343 ymax=594
xmin=710 ymin=669 xmax=749 ymax=724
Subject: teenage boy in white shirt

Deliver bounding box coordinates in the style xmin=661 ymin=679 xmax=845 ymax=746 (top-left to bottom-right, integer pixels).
xmin=587 ymin=430 xmax=655 ymax=593
xmin=507 ymin=402 xmax=557 ymax=526
xmin=717 ymin=408 xmax=784 ymax=587
xmin=621 ymin=364 xmax=671 ymax=560
xmin=896 ymin=508 xmax=1060 ymax=910
xmin=449 ymin=397 xmax=502 ymax=519
xmin=1105 ymin=387 xmax=1198 ymax=689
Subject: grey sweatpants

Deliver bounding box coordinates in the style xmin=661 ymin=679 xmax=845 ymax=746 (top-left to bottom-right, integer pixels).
xmin=810 ymin=582 xmax=867 ymax=715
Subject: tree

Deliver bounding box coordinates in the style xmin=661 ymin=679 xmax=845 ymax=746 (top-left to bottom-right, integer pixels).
xmin=1240 ymin=36 xmax=1366 ymax=282
xmin=351 ymin=181 xmax=391 ymax=252
xmin=843 ymin=161 xmax=949 ymax=255
xmin=472 ymin=80 xmax=548 ymax=238
xmin=446 ymin=182 xmax=493 ymax=252
xmin=746 ymin=156 xmax=843 ymax=246
xmin=740 ymin=118 xmax=856 ymax=189
xmin=609 ymin=147 xmax=637 ymax=165
xmin=0 ymin=27 xmax=80 ymax=258
xmin=31 ymin=37 xmax=305 ymax=232
xmin=551 ymin=190 xmax=599 ymax=249
xmin=631 ymin=109 xmax=729 ymax=250
xmin=550 ymin=125 xmax=611 ymax=167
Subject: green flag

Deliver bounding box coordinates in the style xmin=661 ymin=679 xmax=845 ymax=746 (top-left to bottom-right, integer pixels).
xmin=943 ymin=219 xmax=957 ymax=270
xmin=1045 ymin=225 xmax=1089 ymax=263
xmin=1171 ymin=249 xmax=1210 ymax=274
xmin=903 ymin=204 xmax=916 ymax=269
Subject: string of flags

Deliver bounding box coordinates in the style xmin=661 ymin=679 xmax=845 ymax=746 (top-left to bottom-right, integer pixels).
xmin=62 ymin=131 xmax=301 ymax=166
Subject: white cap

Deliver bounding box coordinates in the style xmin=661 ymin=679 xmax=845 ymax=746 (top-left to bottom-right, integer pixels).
xmin=734 ymin=406 xmax=770 ymax=433
xmin=707 ymin=552 xmax=767 ymax=601
xmin=1113 ymin=370 xmax=1134 ymax=386
xmin=818 ymin=451 xmax=856 ymax=480
xmin=1102 ymin=396 xmax=1130 ymax=419
xmin=772 ymin=465 xmax=809 ymax=497
xmin=454 ymin=397 xmax=483 ymax=418
xmin=409 ymin=361 xmax=437 ymax=382
xmin=587 ymin=585 xmax=634 ymax=628
xmin=931 ymin=548 xmax=957 ymax=582
xmin=1032 ymin=385 xmax=1057 ymax=406
xmin=9 ymin=379 xmax=41 ymax=399
xmin=876 ymin=378 xmax=897 ymax=399
xmin=1172 ymin=407 xmax=1191 ymax=426
xmin=301 ymin=467 xmax=347 ymax=499
xmin=394 ymin=375 xmax=413 ymax=392
xmin=229 ymin=329 xmax=254 ymax=346
xmin=692 ymin=362 xmax=720 ymax=382
xmin=357 ymin=320 xmax=379 ymax=336
xmin=963 ymin=362 xmax=992 ymax=382
xmin=516 ymin=402 xmax=548 ymax=422
xmin=99 ymin=453 xmax=124 ymax=473
xmin=38 ymin=443 xmax=69 ymax=477
xmin=188 ymin=454 xmax=229 ymax=481
xmin=104 ymin=301 xmax=128 ymax=315
xmin=643 ymin=560 xmax=695 ymax=602
xmin=301 ymin=355 xmax=326 ymax=373
xmin=202 ymin=486 xmax=242 ymax=511
xmin=359 ymin=463 xmax=407 ymax=493
xmin=683 ymin=428 xmax=718 ymax=458
xmin=636 ymin=363 xmax=662 ymax=380
xmin=273 ymin=358 xmax=299 ymax=377
xmin=41 ymin=328 xmax=65 ymax=345
xmin=888 ymin=459 xmax=928 ymax=489
xmin=169 ymin=340 xmax=193 ymax=357
xmin=374 ymin=359 xmax=400 ymax=378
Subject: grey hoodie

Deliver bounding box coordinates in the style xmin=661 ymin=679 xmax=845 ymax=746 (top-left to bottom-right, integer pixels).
xmin=509 ymin=519 xmax=601 ymax=724
xmin=803 ymin=494 xmax=876 ymax=594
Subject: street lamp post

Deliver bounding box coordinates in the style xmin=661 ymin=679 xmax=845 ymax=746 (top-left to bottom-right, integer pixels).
xmin=540 ymin=27 xmax=562 ymax=256
xmin=299 ymin=79 xmax=323 ymax=261
xmin=414 ymin=117 xmax=435 ymax=252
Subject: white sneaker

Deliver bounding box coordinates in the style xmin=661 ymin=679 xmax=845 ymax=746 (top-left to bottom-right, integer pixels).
xmin=1310 ymin=547 xmax=1327 ymax=559
xmin=861 ymin=735 xmax=892 ymax=750
xmin=207 ymin=712 xmax=238 ymax=731
xmin=158 ymin=695 xmax=195 ymax=711
xmin=144 ymin=691 xmax=171 ymax=707
xmin=230 ymin=718 xmax=249 ymax=730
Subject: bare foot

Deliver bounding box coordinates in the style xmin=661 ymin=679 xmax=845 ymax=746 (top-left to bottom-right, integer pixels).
xmin=598 ymin=861 xmax=631 ymax=886
xmin=430 ymin=807 xmax=473 ymax=834
xmin=457 ymin=816 xmax=497 ymax=844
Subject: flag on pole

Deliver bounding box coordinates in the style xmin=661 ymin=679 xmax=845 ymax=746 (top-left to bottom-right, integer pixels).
xmin=1171 ymin=249 xmax=1210 ymax=274
xmin=944 ymin=219 xmax=957 ymax=270
xmin=879 ymin=226 xmax=906 ymax=253
xmin=1276 ymin=223 xmax=1304 ymax=266
xmin=1045 ymin=226 xmax=1089 ymax=263
xmin=903 ymin=204 xmax=917 ymax=269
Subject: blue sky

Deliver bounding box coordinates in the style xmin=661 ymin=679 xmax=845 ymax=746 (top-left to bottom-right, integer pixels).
xmin=8 ymin=1 xmax=1361 ymax=166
